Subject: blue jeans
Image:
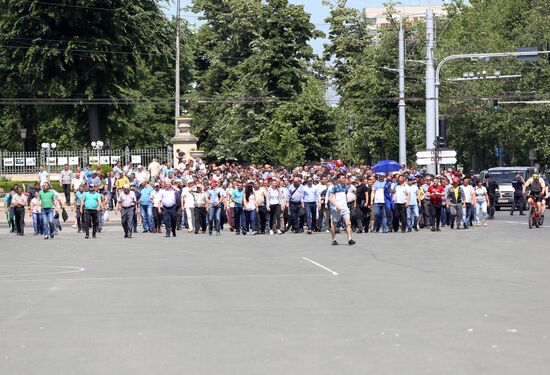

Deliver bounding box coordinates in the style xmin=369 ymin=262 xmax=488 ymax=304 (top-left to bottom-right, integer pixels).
xmin=406 ymin=205 xmax=419 ymax=230
xmin=208 ymin=205 xmax=222 ymax=232
xmin=140 ymin=204 xmax=153 ymax=231
xmin=462 ymin=203 xmax=473 ymax=226
xmin=243 ymin=209 xmax=258 ymax=233
xmin=374 ymin=203 xmax=388 ymax=232
xmin=41 ymin=208 xmax=55 ymax=236
xmin=32 ymin=212 xmax=43 ymax=234
xmin=304 ymin=202 xmax=317 ymax=231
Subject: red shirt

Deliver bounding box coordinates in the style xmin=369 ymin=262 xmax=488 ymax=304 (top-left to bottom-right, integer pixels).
xmin=428 ymin=184 xmax=445 ymax=205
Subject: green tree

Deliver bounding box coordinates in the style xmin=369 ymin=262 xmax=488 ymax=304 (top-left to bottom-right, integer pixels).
xmin=0 ymin=0 xmax=174 ymax=150
xmin=190 ymin=0 xmax=332 ymax=164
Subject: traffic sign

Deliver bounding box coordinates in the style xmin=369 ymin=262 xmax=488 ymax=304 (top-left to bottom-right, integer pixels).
xmin=439 ymin=150 xmax=457 ymax=158
xmin=416 ymin=158 xmax=433 ymax=165
xmin=439 ymin=157 xmax=457 ymax=164
xmin=416 ymin=151 xmax=433 ymax=159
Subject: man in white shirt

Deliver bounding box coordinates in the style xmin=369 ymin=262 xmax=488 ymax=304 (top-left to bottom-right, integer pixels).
xmin=37 ymin=165 xmax=50 ymax=187
xmin=461 ymin=177 xmax=475 ymax=228
xmin=393 ymin=175 xmax=410 ymax=233
xmin=182 ymin=180 xmax=196 ymax=233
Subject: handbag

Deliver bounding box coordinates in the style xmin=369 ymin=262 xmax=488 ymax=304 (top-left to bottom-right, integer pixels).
xmin=61 ymin=207 xmax=69 ymax=222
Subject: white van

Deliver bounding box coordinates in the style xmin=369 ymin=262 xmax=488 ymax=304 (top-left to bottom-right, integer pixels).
xmin=482 ymin=167 xmax=538 ymax=210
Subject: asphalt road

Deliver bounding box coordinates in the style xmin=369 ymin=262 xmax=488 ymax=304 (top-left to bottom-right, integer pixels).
xmin=0 ymin=211 xmax=548 ymax=375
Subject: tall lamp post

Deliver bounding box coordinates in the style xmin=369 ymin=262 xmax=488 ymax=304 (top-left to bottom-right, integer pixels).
xmin=91 ymin=141 xmax=104 ymax=165
xmin=20 ymin=128 xmax=27 ymax=152
xmin=41 ymin=142 xmax=57 ymax=169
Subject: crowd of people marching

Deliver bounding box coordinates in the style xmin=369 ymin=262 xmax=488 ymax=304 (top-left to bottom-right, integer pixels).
xmin=3 ymin=157 xmax=547 ymax=245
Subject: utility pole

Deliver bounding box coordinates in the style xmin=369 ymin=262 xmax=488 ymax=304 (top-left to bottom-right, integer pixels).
xmin=175 ymin=0 xmax=181 ymax=135
xmin=398 ymin=14 xmax=406 ymax=167
xmin=425 ymin=9 xmax=436 ymax=175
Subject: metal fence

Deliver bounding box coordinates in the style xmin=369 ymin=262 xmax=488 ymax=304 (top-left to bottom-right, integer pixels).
xmin=0 ymin=146 xmax=172 ymax=175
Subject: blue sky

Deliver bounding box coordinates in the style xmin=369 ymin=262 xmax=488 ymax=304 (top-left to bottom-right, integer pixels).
xmin=165 ymin=0 xmax=445 ymax=54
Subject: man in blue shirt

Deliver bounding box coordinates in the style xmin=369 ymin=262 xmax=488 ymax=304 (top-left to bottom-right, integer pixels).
xmin=139 ymin=180 xmax=154 ymax=232
xmin=302 ymin=177 xmax=319 ymax=234
xmin=230 ymin=180 xmax=245 ymax=235
xmin=286 ymin=177 xmax=305 ymax=233
xmin=328 ymin=173 xmax=356 ymax=246
xmin=206 ymin=180 xmax=225 ymax=236
xmin=510 ymin=172 xmax=525 ymax=215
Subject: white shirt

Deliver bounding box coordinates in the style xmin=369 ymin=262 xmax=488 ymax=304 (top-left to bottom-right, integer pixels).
xmin=182 ymin=187 xmax=195 ymax=208
xmin=38 ymin=170 xmax=49 ymax=186
xmin=462 ymin=185 xmax=475 ymax=203
xmin=394 ymin=183 xmax=409 ymax=204
xmin=71 ymin=177 xmax=84 ymax=191
xmin=267 ymin=187 xmax=282 ymax=205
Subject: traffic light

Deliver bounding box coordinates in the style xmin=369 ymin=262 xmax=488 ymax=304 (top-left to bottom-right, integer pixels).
xmin=492 ymin=100 xmax=500 ymax=110
xmin=436 ymin=136 xmax=446 ymax=148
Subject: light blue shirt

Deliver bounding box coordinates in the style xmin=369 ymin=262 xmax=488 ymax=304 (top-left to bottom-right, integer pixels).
xmin=286 ymin=185 xmax=304 ymax=204
xmin=302 ymin=184 xmax=319 ymax=203
xmin=140 ymin=186 xmax=153 ymax=205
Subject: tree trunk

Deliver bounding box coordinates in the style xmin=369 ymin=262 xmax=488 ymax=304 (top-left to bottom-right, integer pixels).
xmin=88 ymin=104 xmax=101 ymax=141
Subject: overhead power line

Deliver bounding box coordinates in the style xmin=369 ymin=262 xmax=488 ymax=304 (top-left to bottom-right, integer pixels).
xmin=20 ymin=0 xmax=122 ymax=12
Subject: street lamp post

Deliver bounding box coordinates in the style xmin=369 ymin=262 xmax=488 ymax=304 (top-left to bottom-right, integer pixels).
xmin=20 ymin=128 xmax=27 ymax=152
xmin=41 ymin=142 xmax=57 ymax=169
xmin=91 ymin=141 xmax=104 ymax=165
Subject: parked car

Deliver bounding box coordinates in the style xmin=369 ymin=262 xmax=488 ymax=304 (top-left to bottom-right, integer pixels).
xmin=480 ymin=167 xmax=538 ymax=210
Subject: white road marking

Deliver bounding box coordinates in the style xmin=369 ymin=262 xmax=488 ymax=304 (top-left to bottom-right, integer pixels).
xmin=0 ymin=265 xmax=85 ymax=278
xmin=0 ymin=273 xmax=328 ymax=283
xmin=301 ymin=257 xmax=339 ymax=276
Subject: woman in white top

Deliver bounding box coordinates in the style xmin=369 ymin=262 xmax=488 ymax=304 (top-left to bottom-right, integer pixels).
xmin=243 ymin=183 xmax=258 ymax=235
xmin=474 ymin=179 xmax=490 ymax=226
xmin=267 ymin=179 xmax=284 ymax=234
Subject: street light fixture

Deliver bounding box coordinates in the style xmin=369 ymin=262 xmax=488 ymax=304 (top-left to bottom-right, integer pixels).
xmin=20 ymin=128 xmax=27 ymax=152
xmin=41 ymin=142 xmax=57 ymax=168
xmin=91 ymin=140 xmax=104 ymax=164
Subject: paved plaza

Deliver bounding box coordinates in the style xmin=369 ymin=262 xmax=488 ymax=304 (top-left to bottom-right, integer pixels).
xmin=0 ymin=212 xmax=549 ymax=374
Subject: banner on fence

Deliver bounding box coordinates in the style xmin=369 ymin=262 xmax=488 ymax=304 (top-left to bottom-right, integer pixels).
xmin=100 ymin=156 xmax=110 ymax=165
xmin=15 ymin=158 xmax=25 ymax=167
xmin=110 ymin=156 xmax=121 ymax=165
xmin=57 ymin=157 xmax=68 ymax=166
xmin=26 ymin=157 xmax=36 ymax=166
xmin=47 ymin=157 xmax=57 ymax=166
xmin=89 ymin=156 xmax=99 ymax=164
xmin=3 ymin=158 xmax=14 ymax=166
xmin=131 ymin=155 xmax=142 ymax=164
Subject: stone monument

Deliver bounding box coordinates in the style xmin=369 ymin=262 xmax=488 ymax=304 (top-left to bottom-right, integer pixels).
xmin=170 ymin=116 xmax=205 ymax=165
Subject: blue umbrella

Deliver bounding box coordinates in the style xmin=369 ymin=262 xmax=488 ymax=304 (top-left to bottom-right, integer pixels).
xmin=371 ymin=160 xmax=402 ymax=174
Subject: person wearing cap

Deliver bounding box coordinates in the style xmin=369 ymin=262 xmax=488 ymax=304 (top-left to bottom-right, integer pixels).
xmin=135 ymin=165 xmax=148 ymax=185
xmin=158 ymin=181 xmax=177 ymax=237
xmin=115 ymin=172 xmax=130 ymax=198
xmin=80 ymin=184 xmax=101 ymax=239
xmin=406 ymin=176 xmax=421 ymax=232
xmin=116 ymin=183 xmax=137 ymax=238
xmin=446 ymin=177 xmax=466 ymax=229
xmin=151 ymin=183 xmax=162 ymax=233
xmin=523 ymin=173 xmax=546 ymax=217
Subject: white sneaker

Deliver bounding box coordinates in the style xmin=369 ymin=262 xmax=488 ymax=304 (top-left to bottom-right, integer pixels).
xmin=476 ymin=222 xmax=480 ymax=226
xmin=325 ymin=229 xmax=330 ymax=233
xmin=277 ymin=230 xmax=282 ymax=234
xmin=269 ymin=230 xmax=274 ymax=235
xmin=483 ymin=221 xmax=487 ymax=226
